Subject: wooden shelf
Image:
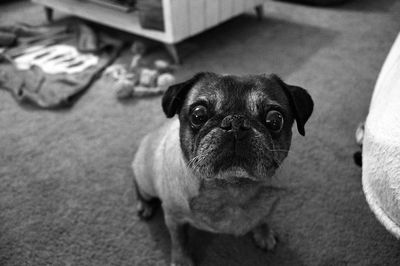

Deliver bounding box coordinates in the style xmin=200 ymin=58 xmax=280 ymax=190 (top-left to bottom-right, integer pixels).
xmin=32 ymin=0 xmax=171 ymax=43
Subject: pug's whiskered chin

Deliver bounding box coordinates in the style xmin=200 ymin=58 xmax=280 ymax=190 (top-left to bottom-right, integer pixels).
xmin=189 ymin=158 xmax=279 ymax=183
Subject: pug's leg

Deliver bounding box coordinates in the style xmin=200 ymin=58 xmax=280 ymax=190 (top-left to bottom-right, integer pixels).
xmin=252 ymin=223 xmax=278 ymax=251
xmin=133 ymin=178 xmax=158 ymax=220
xmin=165 ymin=214 xmax=193 ymax=266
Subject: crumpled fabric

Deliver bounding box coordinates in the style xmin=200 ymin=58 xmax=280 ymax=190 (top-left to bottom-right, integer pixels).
xmin=0 ymin=23 xmax=69 ymax=51
xmin=0 ymin=20 xmax=124 ymax=109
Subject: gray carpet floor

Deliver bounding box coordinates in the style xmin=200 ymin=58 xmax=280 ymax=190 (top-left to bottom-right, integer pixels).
xmin=1 ymin=0 xmax=400 ymax=265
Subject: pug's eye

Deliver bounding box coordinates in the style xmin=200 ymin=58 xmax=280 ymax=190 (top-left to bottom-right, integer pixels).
xmin=191 ymin=105 xmax=209 ymax=127
xmin=265 ymin=110 xmax=284 ymax=132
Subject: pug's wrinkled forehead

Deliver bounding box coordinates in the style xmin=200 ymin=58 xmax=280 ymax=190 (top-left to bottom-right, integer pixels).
xmin=183 ymin=74 xmax=292 ymax=117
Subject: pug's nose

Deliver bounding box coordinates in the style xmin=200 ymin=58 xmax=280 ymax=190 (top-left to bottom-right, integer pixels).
xmin=220 ymin=115 xmax=250 ymax=134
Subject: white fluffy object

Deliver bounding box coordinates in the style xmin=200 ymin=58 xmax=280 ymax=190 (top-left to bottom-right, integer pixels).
xmin=363 ymin=33 xmax=400 ymax=238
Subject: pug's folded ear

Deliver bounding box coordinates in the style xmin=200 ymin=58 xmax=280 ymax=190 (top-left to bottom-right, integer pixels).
xmin=271 ymin=74 xmax=314 ymax=136
xmin=162 ymin=72 xmax=209 ymax=118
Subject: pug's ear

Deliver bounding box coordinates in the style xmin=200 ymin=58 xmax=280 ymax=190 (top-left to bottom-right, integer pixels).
xmin=162 ymin=72 xmax=209 ymax=118
xmin=271 ymin=74 xmax=314 ymax=136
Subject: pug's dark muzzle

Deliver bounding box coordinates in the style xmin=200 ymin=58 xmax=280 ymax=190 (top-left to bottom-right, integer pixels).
xmin=190 ymin=118 xmax=281 ymax=182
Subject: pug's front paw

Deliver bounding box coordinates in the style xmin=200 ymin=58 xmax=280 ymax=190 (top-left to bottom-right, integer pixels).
xmin=252 ymin=224 xmax=278 ymax=251
xmin=136 ymin=199 xmax=158 ymax=220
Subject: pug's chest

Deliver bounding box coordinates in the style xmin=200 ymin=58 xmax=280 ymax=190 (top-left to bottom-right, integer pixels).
xmin=187 ymin=182 xmax=278 ymax=235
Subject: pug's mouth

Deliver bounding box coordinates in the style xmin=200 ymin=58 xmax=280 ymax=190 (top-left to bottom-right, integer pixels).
xmin=214 ymin=166 xmax=259 ymax=183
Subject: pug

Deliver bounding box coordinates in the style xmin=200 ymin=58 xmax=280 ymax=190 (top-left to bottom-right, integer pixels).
xmin=132 ymin=72 xmax=314 ymax=266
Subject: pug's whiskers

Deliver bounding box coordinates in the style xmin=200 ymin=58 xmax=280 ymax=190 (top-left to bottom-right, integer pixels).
xmin=188 ymin=154 xmax=202 ymax=168
xmin=269 ymin=143 xmax=287 ymax=168
xmin=266 ymin=147 xmax=294 ymax=154
xmin=188 ymin=154 xmax=207 ymax=173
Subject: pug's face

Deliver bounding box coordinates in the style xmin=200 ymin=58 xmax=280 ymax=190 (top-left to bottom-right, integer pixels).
xmin=162 ymin=73 xmax=314 ymax=183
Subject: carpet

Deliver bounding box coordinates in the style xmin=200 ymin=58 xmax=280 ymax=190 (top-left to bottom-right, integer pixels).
xmin=1 ymin=0 xmax=400 ymax=265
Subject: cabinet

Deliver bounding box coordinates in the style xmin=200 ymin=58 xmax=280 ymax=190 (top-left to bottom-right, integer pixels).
xmin=32 ymin=0 xmax=267 ymax=63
